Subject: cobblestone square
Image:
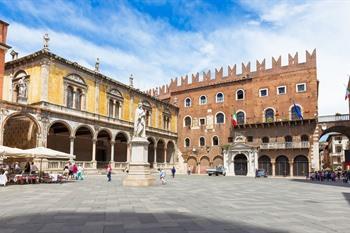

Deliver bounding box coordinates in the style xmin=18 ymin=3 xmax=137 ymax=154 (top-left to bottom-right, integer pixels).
xmin=1 ymin=175 xmax=349 ymax=233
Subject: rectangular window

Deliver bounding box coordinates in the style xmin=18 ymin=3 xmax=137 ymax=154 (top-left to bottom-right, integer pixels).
xmin=296 ymin=83 xmax=306 ymax=93
xmin=334 ymin=136 xmax=342 ymax=141
xmin=247 ymin=136 xmax=253 ymax=142
xmin=199 ymin=118 xmax=206 ymax=126
xmin=277 ymin=86 xmax=286 ymax=95
xmin=336 ymin=146 xmax=342 ymax=153
xmin=259 ymin=88 xmax=268 ymax=97
xmin=228 ymin=137 xmax=233 ymax=143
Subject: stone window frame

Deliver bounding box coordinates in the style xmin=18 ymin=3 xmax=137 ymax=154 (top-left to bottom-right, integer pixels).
xmin=215 ymin=111 xmax=225 ymax=124
xmin=11 ymin=70 xmax=30 ymax=103
xmin=184 ymin=97 xmax=192 ymax=107
xmin=162 ymin=108 xmax=171 ymax=130
xmin=199 ymin=136 xmax=206 ymax=147
xmin=183 ymin=115 xmax=192 ymax=128
xmin=277 ymin=85 xmax=287 ymax=95
xmin=216 ymin=92 xmax=224 ymax=103
xmin=263 ymin=107 xmax=276 ymax=122
xmin=259 ymin=88 xmax=269 ymax=97
xmin=199 ymin=117 xmax=206 ymax=126
xmin=236 ymin=89 xmax=245 ymax=100
xmin=107 ymin=88 xmax=124 ymax=119
xmin=236 ymin=110 xmax=246 ymax=125
xmin=184 ymin=138 xmax=191 ymax=148
xmin=212 ymin=135 xmax=219 ymax=146
xmin=199 ymin=95 xmax=207 ymax=105
xmin=289 ymin=104 xmax=303 ymax=120
xmin=296 ymin=83 xmax=307 ymax=93
xmin=63 ymin=74 xmax=87 ymax=110
xmin=141 ymin=100 xmax=153 ymax=127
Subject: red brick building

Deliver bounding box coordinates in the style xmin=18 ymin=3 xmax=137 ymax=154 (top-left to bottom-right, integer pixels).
xmin=149 ymin=50 xmax=319 ymax=176
xmin=0 ymin=20 xmax=10 ymax=99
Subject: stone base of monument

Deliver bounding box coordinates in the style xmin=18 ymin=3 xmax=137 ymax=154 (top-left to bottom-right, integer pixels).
xmin=123 ymin=137 xmax=155 ymax=187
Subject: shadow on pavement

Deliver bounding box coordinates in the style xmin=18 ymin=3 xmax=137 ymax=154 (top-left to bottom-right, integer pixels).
xmin=291 ymin=179 xmax=350 ymax=187
xmin=0 ymin=211 xmax=288 ymax=233
xmin=343 ymin=193 xmax=350 ymax=205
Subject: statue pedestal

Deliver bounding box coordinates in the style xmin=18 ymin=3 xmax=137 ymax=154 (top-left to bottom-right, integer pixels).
xmin=123 ymin=137 xmax=155 ymax=187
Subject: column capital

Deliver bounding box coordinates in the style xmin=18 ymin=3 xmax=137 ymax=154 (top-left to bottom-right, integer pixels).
xmin=92 ymin=138 xmax=97 ymax=143
xmin=111 ymin=140 xmax=115 ymax=145
xmin=69 ymin=136 xmax=75 ymax=140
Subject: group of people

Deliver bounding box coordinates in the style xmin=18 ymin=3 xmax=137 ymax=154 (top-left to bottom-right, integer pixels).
xmin=63 ymin=161 xmax=84 ymax=180
xmin=310 ymin=170 xmax=350 ymax=183
xmin=0 ymin=161 xmax=38 ymax=175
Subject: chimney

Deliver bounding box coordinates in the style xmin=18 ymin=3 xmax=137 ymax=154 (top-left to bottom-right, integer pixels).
xmin=129 ymin=74 xmax=134 ymax=88
xmin=0 ymin=20 xmax=11 ymax=100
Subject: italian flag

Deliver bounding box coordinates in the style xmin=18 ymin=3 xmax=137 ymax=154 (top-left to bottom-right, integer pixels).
xmin=231 ymin=112 xmax=237 ymax=127
xmin=346 ymin=87 xmax=350 ymax=100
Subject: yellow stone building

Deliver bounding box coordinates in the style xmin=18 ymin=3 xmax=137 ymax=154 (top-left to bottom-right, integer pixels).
xmin=0 ymin=43 xmax=179 ymax=172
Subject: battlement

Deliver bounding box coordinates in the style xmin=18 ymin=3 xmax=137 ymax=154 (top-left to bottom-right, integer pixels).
xmin=146 ymin=49 xmax=316 ymax=98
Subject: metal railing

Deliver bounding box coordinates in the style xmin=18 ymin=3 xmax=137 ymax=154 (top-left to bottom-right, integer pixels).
xmin=260 ymin=141 xmax=310 ymax=150
xmin=318 ymin=114 xmax=349 ymax=123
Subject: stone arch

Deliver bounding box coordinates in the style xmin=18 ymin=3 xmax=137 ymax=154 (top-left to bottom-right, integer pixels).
xmin=96 ymin=130 xmax=111 ymax=167
xmin=234 ymin=153 xmax=248 ymax=176
xmin=95 ymin=128 xmax=113 ymax=140
xmin=2 ymin=112 xmax=40 ymax=149
xmin=213 ymin=155 xmax=223 ymax=167
xmin=166 ymin=141 xmax=175 ymax=164
xmin=258 ymin=155 xmax=272 ymax=176
xmin=47 ymin=120 xmax=72 ymax=136
xmin=114 ymin=132 xmax=128 ymax=162
xmin=73 ymin=124 xmax=95 ymax=138
xmin=74 ymin=126 xmax=93 ymax=161
xmin=184 ymin=97 xmax=192 ymax=107
xmin=319 ymin=126 xmax=350 ymax=139
xmin=47 ymin=121 xmax=71 ymax=154
xmin=200 ymin=156 xmax=210 ymax=174
xmin=147 ymin=137 xmax=156 ymax=166
xmin=293 ymin=155 xmax=309 ymax=177
xmin=156 ymin=139 xmax=165 ymax=163
xmin=275 ymin=155 xmax=290 ymax=176
xmin=187 ymin=156 xmax=197 ymax=174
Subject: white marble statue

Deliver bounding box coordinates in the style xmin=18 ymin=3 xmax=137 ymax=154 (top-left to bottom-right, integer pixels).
xmin=134 ymin=103 xmax=146 ymax=138
xmin=18 ymin=77 xmax=27 ymax=98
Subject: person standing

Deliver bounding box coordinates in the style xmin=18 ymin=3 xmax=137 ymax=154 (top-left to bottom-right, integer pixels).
xmin=160 ymin=169 xmax=166 ymax=184
xmin=107 ymin=163 xmax=112 ymax=182
xmin=171 ymin=166 xmax=176 ymax=178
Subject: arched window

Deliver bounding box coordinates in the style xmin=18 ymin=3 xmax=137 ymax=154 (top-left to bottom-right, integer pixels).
xmin=212 ymin=136 xmax=219 ymax=146
xmin=301 ymin=135 xmax=309 ymax=142
xmin=262 ymin=137 xmax=269 ymax=143
xmin=265 ymin=108 xmax=275 ymax=122
xmin=285 ymin=135 xmax=293 ymax=148
xmin=236 ymin=111 xmax=245 ymax=124
xmin=75 ymin=88 xmax=82 ymax=110
xmin=216 ymin=93 xmax=224 ymax=103
xmin=291 ymin=105 xmax=302 ymax=120
xmin=184 ymin=116 xmax=192 ymax=128
xmin=185 ymin=138 xmax=190 ymax=148
xmin=66 ymin=86 xmax=74 ymax=108
xmin=236 ymin=89 xmax=244 ymax=100
xmin=199 ymin=95 xmax=207 ymax=105
xmin=185 ymin=98 xmax=192 ymax=107
xmin=199 ymin=137 xmax=205 ymax=147
xmin=216 ymin=112 xmax=225 ymax=124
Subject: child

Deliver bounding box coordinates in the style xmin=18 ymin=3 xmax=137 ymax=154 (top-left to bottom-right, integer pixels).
xmin=160 ymin=169 xmax=166 ymax=184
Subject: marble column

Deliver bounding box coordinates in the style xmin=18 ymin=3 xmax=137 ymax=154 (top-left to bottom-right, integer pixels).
xmin=163 ymin=146 xmax=167 ymax=164
xmin=127 ymin=143 xmax=131 ymax=162
xmin=272 ymin=161 xmax=276 ymax=176
xmin=290 ymin=161 xmax=294 ymax=177
xmin=92 ymin=139 xmax=97 ymax=162
xmin=153 ymin=146 xmax=157 ymax=167
xmin=72 ymin=87 xmax=77 ymax=109
xmin=110 ymin=140 xmax=115 ymax=162
xmin=69 ymin=136 xmax=75 ymax=155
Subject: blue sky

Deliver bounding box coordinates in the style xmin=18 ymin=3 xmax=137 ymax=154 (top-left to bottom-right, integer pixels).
xmin=0 ymin=0 xmax=350 ymax=115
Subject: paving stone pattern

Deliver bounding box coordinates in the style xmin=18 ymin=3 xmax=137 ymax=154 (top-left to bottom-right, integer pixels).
xmin=0 ymin=175 xmax=349 ymax=233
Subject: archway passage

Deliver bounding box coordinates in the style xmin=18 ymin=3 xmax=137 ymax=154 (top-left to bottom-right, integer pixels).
xmin=200 ymin=156 xmax=210 ymax=174
xmin=276 ymin=155 xmax=290 ymax=176
xmin=96 ymin=130 xmax=111 ymax=168
xmin=187 ymin=156 xmax=197 ymax=174
xmin=319 ymin=126 xmax=350 ymax=139
xmin=156 ymin=140 xmax=165 ymax=163
xmin=115 ymin=132 xmax=128 ymax=162
xmin=258 ymin=155 xmax=272 ymax=176
xmin=294 ymin=155 xmax=309 ymax=176
xmin=148 ymin=138 xmax=155 ymax=167
xmin=213 ymin=156 xmax=223 ymax=167
xmin=74 ymin=126 xmax=93 ymax=161
xmin=166 ymin=141 xmax=175 ymax=164
xmin=3 ymin=114 xmax=38 ymax=149
xmin=47 ymin=122 xmax=70 ymax=154
xmin=234 ymin=154 xmax=247 ymax=176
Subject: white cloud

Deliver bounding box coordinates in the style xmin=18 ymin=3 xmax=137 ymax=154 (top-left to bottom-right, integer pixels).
xmin=3 ymin=0 xmax=350 ymax=116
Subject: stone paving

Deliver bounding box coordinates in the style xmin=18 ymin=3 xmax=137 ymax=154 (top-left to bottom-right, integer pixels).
xmin=0 ymin=174 xmax=349 ymax=233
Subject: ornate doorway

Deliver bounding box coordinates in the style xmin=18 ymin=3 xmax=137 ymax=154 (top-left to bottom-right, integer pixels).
xmin=234 ymin=154 xmax=247 ymax=176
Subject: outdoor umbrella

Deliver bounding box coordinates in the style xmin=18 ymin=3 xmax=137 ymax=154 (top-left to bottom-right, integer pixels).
xmin=0 ymin=145 xmax=27 ymax=158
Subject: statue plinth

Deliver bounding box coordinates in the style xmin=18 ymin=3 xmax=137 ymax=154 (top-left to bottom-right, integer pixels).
xmin=123 ymin=137 xmax=155 ymax=187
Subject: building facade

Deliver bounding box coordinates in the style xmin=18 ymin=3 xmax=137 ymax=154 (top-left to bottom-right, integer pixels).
xmin=149 ymin=50 xmax=319 ymax=176
xmin=322 ymin=134 xmax=349 ymax=170
xmin=0 ymin=25 xmax=179 ymax=173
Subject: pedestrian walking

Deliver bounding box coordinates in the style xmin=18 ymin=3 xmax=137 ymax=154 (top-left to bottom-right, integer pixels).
xmin=171 ymin=166 xmax=176 ymax=178
xmin=107 ymin=163 xmax=112 ymax=182
xmin=160 ymin=169 xmax=166 ymax=184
